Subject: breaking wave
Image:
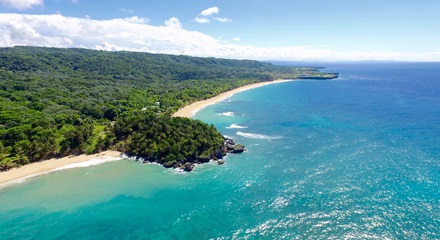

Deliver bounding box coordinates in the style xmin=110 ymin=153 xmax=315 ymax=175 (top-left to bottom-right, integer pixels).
xmin=54 ymin=156 xmax=123 ymax=171
xmin=237 ymin=132 xmax=282 ymax=140
xmin=1 ymin=155 xmax=124 ymax=187
xmin=226 ymin=124 xmax=247 ymax=129
xmin=218 ymin=112 xmax=234 ymax=116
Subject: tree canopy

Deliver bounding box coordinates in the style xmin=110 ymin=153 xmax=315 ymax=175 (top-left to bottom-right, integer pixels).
xmin=0 ymin=46 xmax=334 ymax=170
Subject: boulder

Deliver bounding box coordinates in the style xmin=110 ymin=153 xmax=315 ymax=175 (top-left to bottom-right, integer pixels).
xmin=198 ymin=155 xmax=211 ymax=163
xmin=218 ymin=160 xmax=225 ymax=165
xmin=224 ymin=138 xmax=235 ymax=145
xmin=221 ymin=146 xmax=228 ymax=156
xmin=173 ymin=161 xmax=183 ymax=168
xmin=232 ymin=144 xmax=245 ymax=153
xmin=226 ymin=144 xmax=235 ymax=151
xmin=184 ymin=162 xmax=195 ymax=172
xmin=215 ymin=150 xmax=223 ymax=159
xmin=163 ymin=161 xmax=175 ymax=168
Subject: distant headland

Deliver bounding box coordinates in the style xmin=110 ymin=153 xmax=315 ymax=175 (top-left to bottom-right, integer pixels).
xmin=298 ymin=73 xmax=339 ymax=80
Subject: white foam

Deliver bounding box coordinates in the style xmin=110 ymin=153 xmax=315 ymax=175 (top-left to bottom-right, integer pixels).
xmin=237 ymin=131 xmax=282 ymax=140
xmin=1 ymin=155 xmax=124 ymax=188
xmin=226 ymin=123 xmax=247 ymax=129
xmin=218 ymin=112 xmax=234 ymax=117
xmin=222 ymin=135 xmax=233 ymax=139
xmin=53 ymin=156 xmax=122 ymax=171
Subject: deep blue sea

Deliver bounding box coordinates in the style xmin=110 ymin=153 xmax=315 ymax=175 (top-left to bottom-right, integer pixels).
xmin=1 ymin=63 xmax=439 ymax=239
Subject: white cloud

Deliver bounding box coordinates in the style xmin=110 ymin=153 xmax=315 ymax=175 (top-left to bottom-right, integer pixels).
xmin=214 ymin=17 xmax=231 ymax=23
xmin=0 ymin=0 xmax=43 ymax=10
xmin=164 ymin=17 xmax=182 ymax=29
xmin=195 ymin=7 xmax=231 ymax=24
xmin=123 ymin=16 xmax=149 ymax=24
xmin=233 ymin=37 xmax=240 ymax=42
xmin=200 ymin=6 xmax=219 ymax=16
xmin=194 ymin=17 xmax=210 ymax=24
xmin=0 ymin=14 xmax=438 ymax=61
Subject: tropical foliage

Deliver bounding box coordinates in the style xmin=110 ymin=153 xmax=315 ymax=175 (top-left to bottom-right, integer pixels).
xmin=0 ymin=46 xmax=332 ymax=170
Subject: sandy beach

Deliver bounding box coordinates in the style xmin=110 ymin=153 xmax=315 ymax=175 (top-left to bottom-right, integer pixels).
xmin=1 ymin=80 xmax=293 ymax=186
xmin=0 ymin=150 xmax=123 ymax=186
xmin=173 ymin=79 xmax=293 ymax=118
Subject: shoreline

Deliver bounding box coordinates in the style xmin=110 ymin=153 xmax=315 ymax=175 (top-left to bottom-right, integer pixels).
xmin=173 ymin=79 xmax=294 ymax=118
xmin=1 ymin=79 xmax=293 ymax=186
xmin=0 ymin=150 xmax=123 ymax=186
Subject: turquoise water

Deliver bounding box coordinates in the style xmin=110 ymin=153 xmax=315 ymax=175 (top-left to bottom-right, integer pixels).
xmin=1 ymin=63 xmax=439 ymax=239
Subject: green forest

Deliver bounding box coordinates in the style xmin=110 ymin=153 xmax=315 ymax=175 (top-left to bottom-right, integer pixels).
xmin=0 ymin=46 xmax=336 ymax=170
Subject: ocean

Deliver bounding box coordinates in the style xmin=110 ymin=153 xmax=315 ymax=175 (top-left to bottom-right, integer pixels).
xmin=1 ymin=63 xmax=439 ymax=239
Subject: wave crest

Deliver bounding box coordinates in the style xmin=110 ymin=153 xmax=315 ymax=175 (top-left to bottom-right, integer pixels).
xmin=237 ymin=132 xmax=282 ymax=140
xmin=226 ymin=124 xmax=247 ymax=129
xmin=218 ymin=112 xmax=234 ymax=117
xmin=1 ymin=156 xmax=124 ymax=187
xmin=54 ymin=156 xmax=123 ymax=171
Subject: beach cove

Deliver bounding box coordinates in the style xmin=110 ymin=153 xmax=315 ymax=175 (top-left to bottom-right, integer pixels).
xmin=173 ymin=79 xmax=293 ymax=117
xmin=0 ymin=150 xmax=123 ymax=186
xmin=1 ymin=63 xmax=439 ymax=239
xmin=0 ymin=80 xmax=292 ymax=186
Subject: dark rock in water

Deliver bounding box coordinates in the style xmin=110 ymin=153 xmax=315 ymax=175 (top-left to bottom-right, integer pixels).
xmin=215 ymin=150 xmax=223 ymax=159
xmin=198 ymin=155 xmax=211 ymax=163
xmin=163 ymin=161 xmax=175 ymax=168
xmin=221 ymin=146 xmax=228 ymax=156
xmin=232 ymin=144 xmax=245 ymax=153
xmin=134 ymin=135 xmax=244 ymax=172
xmin=184 ymin=162 xmax=195 ymax=172
xmin=173 ymin=161 xmax=183 ymax=168
xmin=224 ymin=138 xmax=235 ymax=145
xmin=226 ymin=144 xmax=235 ymax=150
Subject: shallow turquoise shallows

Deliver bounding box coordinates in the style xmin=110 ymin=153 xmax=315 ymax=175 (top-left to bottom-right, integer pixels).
xmin=1 ymin=63 xmax=439 ymax=239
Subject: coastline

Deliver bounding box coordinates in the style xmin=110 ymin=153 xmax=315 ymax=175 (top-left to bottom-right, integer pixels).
xmin=0 ymin=150 xmax=123 ymax=186
xmin=1 ymin=79 xmax=293 ymax=186
xmin=173 ymin=79 xmax=294 ymax=118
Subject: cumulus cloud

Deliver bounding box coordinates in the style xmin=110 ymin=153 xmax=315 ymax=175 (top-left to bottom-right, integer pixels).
xmin=164 ymin=17 xmax=182 ymax=29
xmin=214 ymin=17 xmax=231 ymax=23
xmin=194 ymin=17 xmax=210 ymax=24
xmin=123 ymin=16 xmax=149 ymax=24
xmin=0 ymin=0 xmax=43 ymax=10
xmin=0 ymin=13 xmax=438 ymax=61
xmin=200 ymin=6 xmax=219 ymax=16
xmin=195 ymin=7 xmax=231 ymax=24
xmin=233 ymin=37 xmax=240 ymax=42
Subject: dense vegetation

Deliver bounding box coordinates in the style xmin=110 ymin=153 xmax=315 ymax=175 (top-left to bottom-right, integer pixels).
xmin=0 ymin=46 xmax=334 ymax=170
xmin=111 ymin=112 xmax=224 ymax=167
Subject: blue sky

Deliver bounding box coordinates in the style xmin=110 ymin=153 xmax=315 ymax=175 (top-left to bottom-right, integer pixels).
xmin=0 ymin=0 xmax=439 ymax=61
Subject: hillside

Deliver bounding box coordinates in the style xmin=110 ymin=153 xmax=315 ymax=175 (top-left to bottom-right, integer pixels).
xmin=0 ymin=46 xmax=335 ymax=170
